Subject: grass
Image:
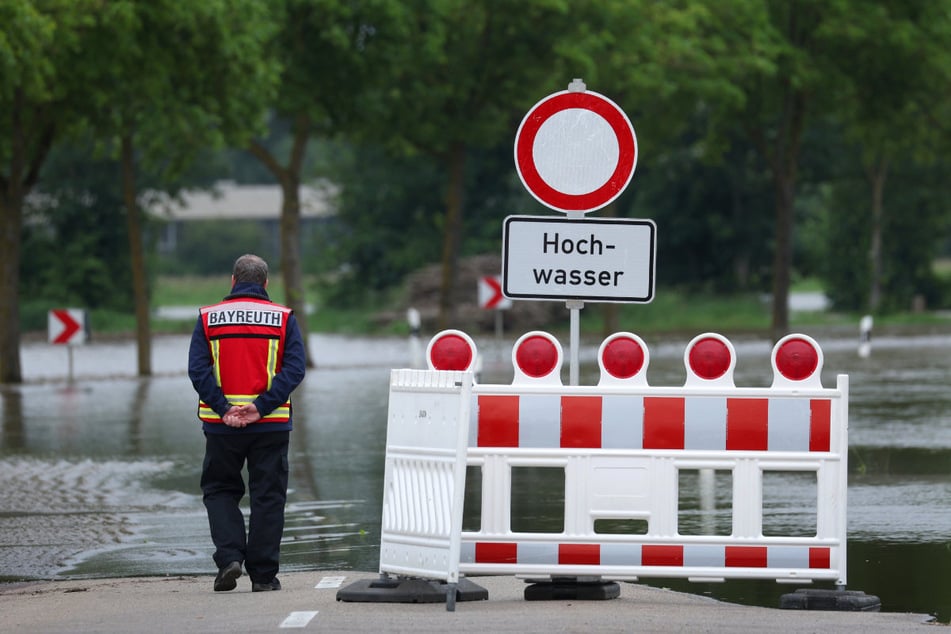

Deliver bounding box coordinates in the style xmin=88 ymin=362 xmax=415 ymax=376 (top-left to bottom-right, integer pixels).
xmin=607 ymin=293 xmax=771 ymax=333
xmin=568 ymin=295 xmax=766 ymax=339
xmin=151 ymin=275 xmax=404 ymax=335
xmin=26 ymin=274 xmax=951 ymax=339
xmin=154 ymin=275 xmax=951 ymax=336
xmin=152 ymin=274 xmax=261 ymax=305
xmin=151 ymin=278 xmax=772 ymax=337
xmin=932 ymin=258 xmax=951 ymax=277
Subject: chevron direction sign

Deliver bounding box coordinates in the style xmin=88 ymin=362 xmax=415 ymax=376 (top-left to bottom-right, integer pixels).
xmin=48 ymin=308 xmax=88 ymax=345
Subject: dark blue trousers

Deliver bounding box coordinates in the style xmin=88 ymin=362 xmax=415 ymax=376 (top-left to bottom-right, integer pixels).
xmin=201 ymin=431 xmax=289 ymax=583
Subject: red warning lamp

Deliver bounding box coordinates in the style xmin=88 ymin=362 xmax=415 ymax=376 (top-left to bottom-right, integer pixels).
xmin=515 ymin=334 xmax=559 ymax=378
xmin=429 ymin=332 xmax=474 ymax=371
xmin=774 ymin=337 xmax=819 ymax=381
xmin=601 ymin=336 xmax=645 ymax=379
xmin=688 ymin=337 xmax=732 ymax=380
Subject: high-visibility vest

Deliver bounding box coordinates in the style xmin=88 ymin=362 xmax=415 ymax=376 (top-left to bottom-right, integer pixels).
xmin=197 ymin=298 xmax=293 ymax=424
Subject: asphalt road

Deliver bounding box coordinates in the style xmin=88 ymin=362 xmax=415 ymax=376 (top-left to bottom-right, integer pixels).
xmin=0 ymin=571 xmax=937 ymax=633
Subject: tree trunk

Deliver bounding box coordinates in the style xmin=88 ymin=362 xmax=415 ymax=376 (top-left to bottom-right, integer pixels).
xmin=770 ymin=174 xmax=794 ymax=343
xmin=866 ymin=158 xmax=888 ymax=313
xmin=757 ymin=98 xmax=806 ymax=342
xmin=121 ymin=133 xmax=152 ymax=376
xmin=765 ymin=80 xmax=807 ymax=344
xmin=279 ymin=174 xmax=310 ymax=363
xmin=438 ymin=142 xmax=466 ymax=330
xmin=759 ymin=7 xmax=811 ymax=344
xmin=0 ymin=89 xmax=54 ymax=384
xmin=0 ymin=386 xmax=24 ymax=447
xmin=0 ymin=193 xmax=23 ymax=384
xmin=247 ymin=115 xmax=313 ymax=367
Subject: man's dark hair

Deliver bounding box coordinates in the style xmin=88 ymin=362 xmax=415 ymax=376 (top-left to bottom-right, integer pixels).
xmin=233 ymin=254 xmax=269 ymax=285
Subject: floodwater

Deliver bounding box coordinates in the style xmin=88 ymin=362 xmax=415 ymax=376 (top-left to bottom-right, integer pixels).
xmin=1 ymin=328 xmax=949 ymax=623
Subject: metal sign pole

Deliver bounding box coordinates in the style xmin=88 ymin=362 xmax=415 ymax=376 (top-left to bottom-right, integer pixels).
xmin=565 ymin=205 xmax=585 ymax=386
xmin=510 ymin=79 xmax=643 ymax=387
xmin=566 ymin=300 xmax=583 ymax=385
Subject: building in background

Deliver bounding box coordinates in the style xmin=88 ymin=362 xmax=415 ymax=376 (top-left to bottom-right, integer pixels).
xmin=148 ymin=181 xmax=338 ymax=275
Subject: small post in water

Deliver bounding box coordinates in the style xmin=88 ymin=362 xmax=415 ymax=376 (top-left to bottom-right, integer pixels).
xmin=858 ymin=315 xmax=873 ymax=358
xmin=407 ymin=307 xmax=423 ymax=368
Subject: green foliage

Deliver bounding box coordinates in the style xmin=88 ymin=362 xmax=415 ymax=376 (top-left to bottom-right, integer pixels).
xmin=821 ymin=161 xmax=951 ymax=312
xmin=590 ymin=291 xmax=772 ymax=335
xmin=317 ymin=139 xmax=538 ymax=306
xmin=152 ymin=275 xmax=294 ymax=307
xmin=152 ymin=275 xmax=229 ymax=306
xmin=21 ymin=141 xmax=135 ymax=311
xmin=317 ymin=144 xmax=445 ymax=303
xmin=9 ymin=0 xmax=951 ymax=346
xmin=0 ymin=0 xmax=99 ymax=129
xmin=821 ymin=179 xmax=870 ymax=311
xmin=619 ymin=125 xmax=775 ymax=293
xmin=368 ymin=0 xmax=582 ymax=154
xmin=77 ymin=0 xmax=281 ymax=169
xmin=156 ymin=220 xmax=280 ymax=277
xmin=876 ymin=165 xmax=951 ymax=311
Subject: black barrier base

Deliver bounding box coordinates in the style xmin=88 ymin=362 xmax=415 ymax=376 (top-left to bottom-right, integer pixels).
xmin=779 ymin=588 xmax=881 ymax=612
xmin=523 ymin=577 xmax=621 ymax=601
xmin=336 ymin=575 xmax=488 ymax=611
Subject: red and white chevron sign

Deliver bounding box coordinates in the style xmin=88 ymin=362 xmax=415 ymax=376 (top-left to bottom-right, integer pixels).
xmin=478 ymin=275 xmax=512 ymax=310
xmin=48 ymin=309 xmax=87 ymax=345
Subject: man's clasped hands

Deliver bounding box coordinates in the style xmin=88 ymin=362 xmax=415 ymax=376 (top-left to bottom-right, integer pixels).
xmin=222 ymin=403 xmax=262 ymax=428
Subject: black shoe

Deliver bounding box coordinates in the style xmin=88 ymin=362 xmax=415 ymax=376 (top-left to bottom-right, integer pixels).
xmin=214 ymin=561 xmax=242 ymax=592
xmin=251 ymin=578 xmax=281 ymax=592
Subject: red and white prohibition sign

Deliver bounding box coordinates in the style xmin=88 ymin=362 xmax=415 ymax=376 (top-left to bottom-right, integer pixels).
xmin=515 ymin=84 xmax=637 ymax=213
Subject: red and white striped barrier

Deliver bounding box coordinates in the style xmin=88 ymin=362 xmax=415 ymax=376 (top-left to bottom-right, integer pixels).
xmin=378 ymin=329 xmax=848 ymax=590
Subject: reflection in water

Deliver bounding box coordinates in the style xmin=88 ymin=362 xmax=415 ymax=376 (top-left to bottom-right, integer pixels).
xmin=0 ymin=333 xmax=949 ymax=622
xmin=1 ymin=387 xmax=24 ymax=450
xmin=850 ymin=446 xmax=950 ymax=476
xmin=678 ymin=469 xmax=734 ymax=537
xmin=289 ymin=389 xmax=318 ymax=500
xmin=282 ymin=382 xmax=382 ymax=573
xmin=646 ymin=541 xmax=951 ymax=623
xmin=127 ymin=379 xmax=150 ymax=455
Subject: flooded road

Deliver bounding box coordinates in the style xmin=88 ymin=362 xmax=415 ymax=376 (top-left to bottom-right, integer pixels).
xmin=1 ymin=329 xmax=949 ymax=622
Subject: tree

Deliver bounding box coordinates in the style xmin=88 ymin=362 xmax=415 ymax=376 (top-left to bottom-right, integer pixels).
xmin=820 ymin=148 xmax=951 ymax=313
xmin=821 ymin=0 xmax=951 ymax=312
xmin=364 ymin=0 xmax=610 ymax=328
xmin=78 ymin=0 xmax=279 ymax=376
xmin=321 ymin=140 xmax=532 ymax=306
xmin=0 ymin=0 xmax=102 ymax=383
xmin=246 ymin=0 xmax=410 ymax=366
xmin=704 ymin=2 xmax=825 ymax=341
xmin=579 ymin=0 xmax=769 ymax=334
xmin=676 ymin=1 xmax=874 ymax=340
xmin=23 ymin=139 xmax=134 ymax=314
xmin=570 ymin=0 xmax=767 ymax=333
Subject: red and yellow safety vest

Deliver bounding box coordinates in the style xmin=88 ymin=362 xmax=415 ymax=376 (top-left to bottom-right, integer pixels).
xmin=197 ymin=298 xmax=293 ymax=425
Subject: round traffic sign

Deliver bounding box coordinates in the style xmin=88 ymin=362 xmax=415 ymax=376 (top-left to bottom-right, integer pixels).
xmin=515 ymin=89 xmax=637 ymax=213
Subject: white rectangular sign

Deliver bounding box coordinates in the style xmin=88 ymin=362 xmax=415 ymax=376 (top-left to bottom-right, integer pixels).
xmin=502 ymin=215 xmax=655 ymax=303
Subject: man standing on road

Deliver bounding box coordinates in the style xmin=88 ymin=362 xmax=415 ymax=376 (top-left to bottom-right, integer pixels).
xmin=188 ymin=254 xmax=307 ymax=593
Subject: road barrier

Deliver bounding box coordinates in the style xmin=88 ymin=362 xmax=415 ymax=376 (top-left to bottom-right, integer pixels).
xmin=363 ymin=329 xmax=849 ymax=609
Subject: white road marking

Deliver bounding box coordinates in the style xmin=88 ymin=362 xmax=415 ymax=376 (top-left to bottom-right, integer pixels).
xmin=315 ymin=575 xmax=347 ymax=589
xmin=279 ymin=611 xmax=318 ymax=628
